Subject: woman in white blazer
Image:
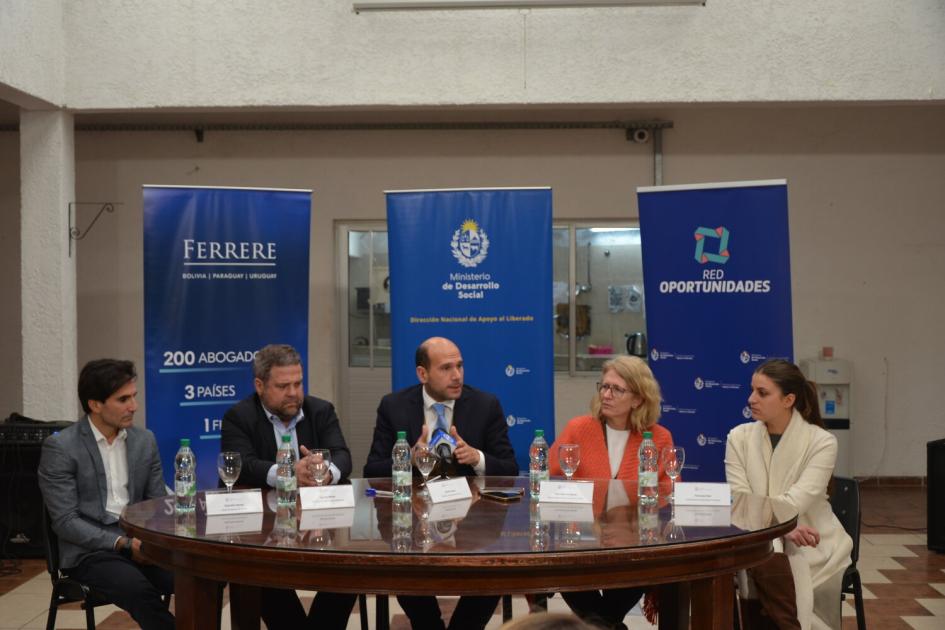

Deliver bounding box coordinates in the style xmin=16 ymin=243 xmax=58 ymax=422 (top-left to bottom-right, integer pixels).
xmin=725 ymin=359 xmax=853 ymax=630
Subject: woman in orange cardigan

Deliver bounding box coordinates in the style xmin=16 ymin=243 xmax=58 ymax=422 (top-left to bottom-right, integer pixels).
xmin=548 ymin=355 xmax=675 ymax=630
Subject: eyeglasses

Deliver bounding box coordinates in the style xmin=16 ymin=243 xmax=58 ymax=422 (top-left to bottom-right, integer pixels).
xmin=597 ymin=382 xmax=630 ymax=398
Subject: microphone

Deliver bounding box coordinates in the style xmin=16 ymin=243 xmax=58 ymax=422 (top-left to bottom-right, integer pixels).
xmin=429 ymin=427 xmax=457 ymax=462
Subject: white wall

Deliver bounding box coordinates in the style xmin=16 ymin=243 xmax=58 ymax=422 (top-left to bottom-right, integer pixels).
xmin=51 ymin=103 xmax=944 ymax=476
xmin=0 ymin=0 xmax=63 ymax=107
xmin=57 ymin=0 xmax=945 ymax=110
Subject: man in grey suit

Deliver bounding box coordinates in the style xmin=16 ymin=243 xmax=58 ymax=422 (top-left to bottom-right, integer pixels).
xmin=38 ymin=359 xmax=174 ymax=630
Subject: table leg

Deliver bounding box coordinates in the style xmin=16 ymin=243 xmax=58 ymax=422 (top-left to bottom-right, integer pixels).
xmin=174 ymin=572 xmax=222 ymax=630
xmin=657 ymin=582 xmax=690 ymax=630
xmin=689 ymin=574 xmax=734 ymax=630
xmin=228 ymin=583 xmax=262 ymax=630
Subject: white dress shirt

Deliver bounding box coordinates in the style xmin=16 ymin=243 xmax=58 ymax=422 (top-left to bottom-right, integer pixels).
xmin=88 ymin=418 xmax=130 ymax=522
xmin=421 ymin=388 xmax=486 ymax=475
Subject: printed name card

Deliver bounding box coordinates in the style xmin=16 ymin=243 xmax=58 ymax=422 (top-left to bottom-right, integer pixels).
xmin=539 ymin=480 xmax=594 ymax=504
xmin=538 ymin=502 xmax=595 ymax=523
xmin=672 ymin=506 xmax=732 ymax=527
xmin=205 ymin=512 xmax=264 ymax=535
xmin=428 ymin=498 xmax=472 ymax=522
xmin=673 ymin=482 xmax=731 ymax=506
xmin=300 ymin=507 xmax=356 ymax=530
xmin=204 ymin=489 xmax=263 ymax=516
xmin=426 ymin=477 xmax=472 ymax=503
xmin=299 ymin=485 xmax=356 ymax=510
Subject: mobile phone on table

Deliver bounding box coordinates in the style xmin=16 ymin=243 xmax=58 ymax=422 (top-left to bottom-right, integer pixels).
xmin=480 ymin=487 xmax=524 ymax=502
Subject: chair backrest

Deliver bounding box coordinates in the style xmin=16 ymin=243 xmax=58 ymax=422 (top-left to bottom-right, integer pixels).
xmin=828 ymin=475 xmax=861 ymax=564
xmin=41 ymin=503 xmax=62 ymax=578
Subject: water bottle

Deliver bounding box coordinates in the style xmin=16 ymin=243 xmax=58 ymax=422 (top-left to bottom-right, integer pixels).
xmin=391 ymin=499 xmax=413 ymax=552
xmin=174 ymin=438 xmax=196 ymax=513
xmin=638 ymin=501 xmax=660 ymax=544
xmin=529 ymin=497 xmax=550 ymax=551
xmin=276 ymin=434 xmax=297 ymax=507
xmin=638 ymin=430 xmax=659 ymax=505
xmin=528 ymin=429 xmax=549 ymax=498
xmin=392 ymin=430 xmax=412 ymax=503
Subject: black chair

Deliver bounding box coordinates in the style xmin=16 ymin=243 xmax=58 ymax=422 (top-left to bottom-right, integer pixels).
xmin=41 ymin=505 xmax=111 ymax=630
xmin=828 ymin=476 xmax=866 ymax=630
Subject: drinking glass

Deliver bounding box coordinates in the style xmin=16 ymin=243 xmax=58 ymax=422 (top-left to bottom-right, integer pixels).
xmin=415 ymin=444 xmax=438 ymax=496
xmin=661 ymin=446 xmax=685 ymax=502
xmin=310 ymin=449 xmax=331 ymax=486
xmin=558 ymin=443 xmax=581 ymax=481
xmin=217 ymin=451 xmax=242 ymax=493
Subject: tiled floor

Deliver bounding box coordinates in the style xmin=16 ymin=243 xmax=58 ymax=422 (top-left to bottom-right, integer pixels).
xmin=0 ymin=486 xmax=938 ymax=629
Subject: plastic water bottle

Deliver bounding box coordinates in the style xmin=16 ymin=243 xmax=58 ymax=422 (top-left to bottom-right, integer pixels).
xmin=638 ymin=430 xmax=659 ymax=505
xmin=276 ymin=434 xmax=297 ymax=507
xmin=638 ymin=501 xmax=659 ymax=544
xmin=392 ymin=500 xmax=412 ymax=552
xmin=174 ymin=438 xmax=196 ymax=513
xmin=392 ymin=431 xmax=412 ymax=503
xmin=529 ymin=497 xmax=550 ymax=551
xmin=528 ymin=429 xmax=549 ymax=498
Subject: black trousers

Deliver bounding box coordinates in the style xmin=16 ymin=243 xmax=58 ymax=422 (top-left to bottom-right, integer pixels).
xmin=68 ymin=551 xmax=174 ymax=630
xmin=398 ymin=594 xmax=500 ymax=630
xmin=260 ymin=588 xmax=358 ymax=630
xmin=561 ymin=587 xmax=645 ymax=630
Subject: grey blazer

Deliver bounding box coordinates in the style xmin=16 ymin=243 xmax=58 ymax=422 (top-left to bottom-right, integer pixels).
xmin=37 ymin=416 xmax=167 ymax=569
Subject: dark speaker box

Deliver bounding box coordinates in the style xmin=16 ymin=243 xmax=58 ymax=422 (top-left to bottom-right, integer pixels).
xmin=930 ymin=439 xmax=945 ymax=553
xmin=0 ymin=442 xmax=46 ymax=558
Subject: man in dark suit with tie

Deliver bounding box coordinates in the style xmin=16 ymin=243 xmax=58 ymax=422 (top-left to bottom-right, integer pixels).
xmin=364 ymin=336 xmax=517 ymax=630
xmin=221 ymin=343 xmax=357 ymax=629
xmin=38 ymin=359 xmax=174 ymax=630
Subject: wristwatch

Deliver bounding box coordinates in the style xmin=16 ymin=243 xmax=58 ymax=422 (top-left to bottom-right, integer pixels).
xmin=117 ymin=536 xmax=134 ymax=560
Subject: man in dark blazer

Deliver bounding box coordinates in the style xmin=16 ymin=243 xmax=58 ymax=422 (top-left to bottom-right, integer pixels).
xmin=221 ymin=343 xmax=356 ymax=629
xmin=38 ymin=359 xmax=174 ymax=630
xmin=364 ymin=336 xmax=517 ymax=630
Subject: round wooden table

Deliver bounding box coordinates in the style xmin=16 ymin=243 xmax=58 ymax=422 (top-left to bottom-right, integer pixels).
xmin=121 ymin=477 xmax=795 ymax=630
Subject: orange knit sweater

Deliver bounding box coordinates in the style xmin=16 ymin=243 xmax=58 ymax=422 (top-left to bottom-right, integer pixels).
xmin=548 ymin=415 xmax=676 ymax=483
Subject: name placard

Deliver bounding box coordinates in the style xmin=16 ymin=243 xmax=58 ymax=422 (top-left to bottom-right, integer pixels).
xmin=539 ymin=480 xmax=594 ymax=504
xmin=205 ymin=512 xmax=264 ymax=535
xmin=672 ymin=505 xmax=732 ymax=527
xmin=204 ymin=489 xmax=263 ymax=516
xmin=300 ymin=507 xmax=356 ymax=530
xmin=427 ymin=478 xmax=472 ymax=504
xmin=538 ymin=502 xmax=595 ymax=523
xmin=299 ymin=485 xmax=356 ymax=510
xmin=673 ymin=482 xmax=731 ymax=506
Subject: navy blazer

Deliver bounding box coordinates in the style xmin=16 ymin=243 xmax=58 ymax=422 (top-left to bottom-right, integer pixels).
xmin=221 ymin=393 xmax=353 ymax=487
xmin=364 ymin=383 xmax=518 ymax=478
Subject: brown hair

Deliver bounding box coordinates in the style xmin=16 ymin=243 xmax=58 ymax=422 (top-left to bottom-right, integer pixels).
xmin=754 ymin=359 xmax=824 ymax=428
xmin=590 ymin=355 xmax=662 ymax=433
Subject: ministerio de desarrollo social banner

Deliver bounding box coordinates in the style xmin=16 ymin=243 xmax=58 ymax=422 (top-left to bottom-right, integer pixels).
xmin=386 ymin=188 xmax=555 ymax=471
xmin=638 ymin=180 xmax=794 ymax=481
xmin=143 ymin=186 xmax=311 ymax=489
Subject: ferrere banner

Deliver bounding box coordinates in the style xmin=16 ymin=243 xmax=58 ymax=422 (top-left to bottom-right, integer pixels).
xmin=386 ymin=188 xmax=555 ymax=471
xmin=143 ymin=186 xmax=311 ymax=489
xmin=638 ymin=180 xmax=793 ymax=481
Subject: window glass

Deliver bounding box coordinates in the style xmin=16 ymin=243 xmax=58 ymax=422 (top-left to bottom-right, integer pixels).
xmin=347 ymin=231 xmax=391 ymax=367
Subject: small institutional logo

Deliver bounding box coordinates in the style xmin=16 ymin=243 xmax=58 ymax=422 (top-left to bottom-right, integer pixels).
xmin=740 ymin=350 xmax=750 ymax=364
xmin=506 ymin=415 xmax=516 ymax=427
xmin=694 ymin=377 xmax=704 ymax=390
xmin=696 ymin=433 xmax=708 ymax=447
xmin=505 ymin=365 xmax=515 ymax=377
xmin=693 ymin=226 xmax=730 ymax=265
xmin=742 ymin=406 xmax=753 ymax=419
xmin=650 ymin=347 xmax=659 ymax=361
xmin=451 ymin=219 xmax=490 ymax=268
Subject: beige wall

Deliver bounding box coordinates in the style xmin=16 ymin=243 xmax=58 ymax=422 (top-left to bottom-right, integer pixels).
xmin=2 ymin=103 xmax=943 ymax=475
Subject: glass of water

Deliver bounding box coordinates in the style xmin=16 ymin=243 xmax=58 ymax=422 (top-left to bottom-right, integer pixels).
xmin=217 ymin=451 xmax=242 ymax=493
xmin=661 ymin=446 xmax=685 ymax=502
xmin=558 ymin=443 xmax=581 ymax=481
xmin=310 ymin=449 xmax=331 ymax=486
xmin=414 ymin=444 xmax=438 ymax=496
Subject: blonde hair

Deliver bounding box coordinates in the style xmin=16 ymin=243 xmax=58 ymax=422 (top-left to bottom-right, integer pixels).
xmin=499 ymin=612 xmax=597 ymax=630
xmin=590 ymin=355 xmax=662 ymax=433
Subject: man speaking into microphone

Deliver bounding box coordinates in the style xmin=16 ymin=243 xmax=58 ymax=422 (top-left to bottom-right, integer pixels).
xmin=364 ymin=336 xmax=517 ymax=629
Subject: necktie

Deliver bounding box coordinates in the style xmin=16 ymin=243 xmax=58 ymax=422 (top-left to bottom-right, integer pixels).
xmin=432 ymin=403 xmax=448 ymax=433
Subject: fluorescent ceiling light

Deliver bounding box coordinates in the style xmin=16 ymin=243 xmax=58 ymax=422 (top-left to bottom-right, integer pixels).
xmin=354 ymin=1 xmax=705 ymax=11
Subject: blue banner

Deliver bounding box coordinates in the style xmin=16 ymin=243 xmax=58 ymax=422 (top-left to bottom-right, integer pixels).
xmin=638 ymin=180 xmax=793 ymax=481
xmin=143 ymin=186 xmax=311 ymax=489
xmin=386 ymin=188 xmax=555 ymax=471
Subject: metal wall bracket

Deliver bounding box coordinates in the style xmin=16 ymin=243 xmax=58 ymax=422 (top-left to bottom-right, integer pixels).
xmin=68 ymin=202 xmax=122 ymax=257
